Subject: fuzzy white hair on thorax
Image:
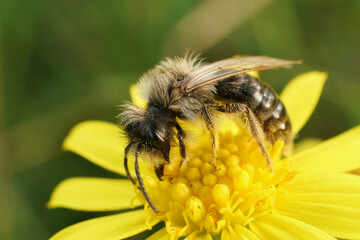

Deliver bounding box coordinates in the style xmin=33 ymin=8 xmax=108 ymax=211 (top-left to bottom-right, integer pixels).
xmin=135 ymin=52 xmax=217 ymax=120
xmin=137 ymin=52 xmax=203 ymax=107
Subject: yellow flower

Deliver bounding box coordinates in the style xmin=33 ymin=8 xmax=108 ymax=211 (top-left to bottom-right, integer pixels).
xmin=48 ymin=72 xmax=360 ymax=240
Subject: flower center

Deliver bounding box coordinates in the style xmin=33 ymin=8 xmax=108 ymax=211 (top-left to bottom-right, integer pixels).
xmin=138 ymin=123 xmax=296 ymax=238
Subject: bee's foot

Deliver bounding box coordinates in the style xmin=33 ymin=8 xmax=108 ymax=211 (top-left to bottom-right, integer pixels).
xmin=263 ymin=154 xmax=274 ymax=173
xmin=180 ymin=157 xmax=189 ymax=166
xmin=267 ymin=163 xmax=274 ymax=173
xmin=212 ymin=162 xmax=220 ymax=172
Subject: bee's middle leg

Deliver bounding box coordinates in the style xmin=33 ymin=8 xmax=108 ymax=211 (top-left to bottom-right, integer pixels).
xmin=202 ymin=105 xmax=218 ymax=170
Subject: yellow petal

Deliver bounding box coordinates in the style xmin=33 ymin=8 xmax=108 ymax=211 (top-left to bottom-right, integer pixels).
xmin=248 ymin=71 xmax=259 ymax=78
xmin=221 ymin=227 xmax=259 ymax=240
xmin=130 ymin=84 xmax=147 ymax=108
xmin=249 ymin=213 xmax=335 ymax=240
xmin=63 ymin=121 xmax=127 ymax=175
xmin=50 ymin=209 xmax=158 ymax=240
xmin=286 ymin=172 xmax=360 ymax=194
xmin=290 ymin=126 xmax=360 ymax=173
xmin=234 ymin=225 xmax=260 ymax=240
xmin=63 ymin=121 xmax=155 ymax=178
xmin=293 ymin=138 xmax=322 ymax=153
xmin=48 ymin=177 xmax=141 ymax=211
xmin=146 ymin=228 xmax=170 ymax=240
xmin=185 ymin=230 xmax=212 ymax=240
xmin=276 ymin=192 xmax=360 ymax=239
xmin=221 ymin=228 xmax=234 ymax=240
xmin=280 ymin=71 xmax=328 ymax=134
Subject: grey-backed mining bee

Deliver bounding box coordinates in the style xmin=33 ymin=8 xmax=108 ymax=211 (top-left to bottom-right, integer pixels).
xmin=119 ymin=53 xmax=300 ymax=213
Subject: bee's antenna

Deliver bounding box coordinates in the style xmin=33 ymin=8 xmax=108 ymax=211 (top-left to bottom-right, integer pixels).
xmin=124 ymin=142 xmax=136 ymax=185
xmin=134 ymin=144 xmax=159 ymax=213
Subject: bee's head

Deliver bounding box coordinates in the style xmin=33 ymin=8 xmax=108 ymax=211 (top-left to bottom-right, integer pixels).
xmin=119 ymin=103 xmax=176 ymax=161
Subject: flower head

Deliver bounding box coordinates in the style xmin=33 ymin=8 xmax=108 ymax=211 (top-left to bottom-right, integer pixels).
xmin=48 ymin=72 xmax=360 ymax=240
xmin=141 ymin=121 xmax=297 ymax=239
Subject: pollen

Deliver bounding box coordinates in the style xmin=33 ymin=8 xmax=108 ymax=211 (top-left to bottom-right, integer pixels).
xmin=139 ymin=124 xmax=296 ymax=238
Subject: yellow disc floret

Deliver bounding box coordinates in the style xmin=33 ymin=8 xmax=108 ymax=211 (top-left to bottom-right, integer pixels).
xmin=139 ymin=123 xmax=296 ymax=239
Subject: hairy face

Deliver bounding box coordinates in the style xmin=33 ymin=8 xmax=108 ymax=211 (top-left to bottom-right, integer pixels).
xmin=119 ymin=103 xmax=176 ymax=165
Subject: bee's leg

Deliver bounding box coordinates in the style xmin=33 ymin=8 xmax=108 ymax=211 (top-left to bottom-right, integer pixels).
xmin=175 ymin=122 xmax=187 ymax=166
xmin=124 ymin=142 xmax=136 ymax=185
xmin=202 ymin=105 xmax=218 ymax=171
xmin=134 ymin=144 xmax=159 ymax=213
xmin=155 ymin=163 xmax=165 ymax=180
xmin=216 ymin=103 xmax=273 ymax=172
xmin=244 ymin=106 xmax=273 ymax=172
xmin=155 ymin=148 xmax=170 ymax=180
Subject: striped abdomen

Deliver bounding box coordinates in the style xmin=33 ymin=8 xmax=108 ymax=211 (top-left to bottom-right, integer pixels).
xmin=215 ymin=74 xmax=292 ymax=145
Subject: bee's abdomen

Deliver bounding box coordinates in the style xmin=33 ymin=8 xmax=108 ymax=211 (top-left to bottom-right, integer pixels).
xmin=253 ymin=85 xmax=279 ymax=121
xmin=262 ymin=100 xmax=292 ymax=143
xmin=215 ymin=74 xmax=292 ymax=143
xmin=215 ymin=74 xmax=265 ymax=109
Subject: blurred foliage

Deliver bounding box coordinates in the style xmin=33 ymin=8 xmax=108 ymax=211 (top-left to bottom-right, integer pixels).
xmin=0 ymin=0 xmax=359 ymax=239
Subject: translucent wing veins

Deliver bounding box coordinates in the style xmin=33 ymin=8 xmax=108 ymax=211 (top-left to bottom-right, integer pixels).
xmin=180 ymin=56 xmax=301 ymax=92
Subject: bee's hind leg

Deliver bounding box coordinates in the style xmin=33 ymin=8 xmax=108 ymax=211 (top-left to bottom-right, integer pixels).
xmin=215 ymin=103 xmax=273 ymax=172
xmin=202 ymin=105 xmax=218 ymax=171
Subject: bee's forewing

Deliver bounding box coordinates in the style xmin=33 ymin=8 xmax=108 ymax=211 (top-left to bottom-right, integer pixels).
xmin=181 ymin=56 xmax=301 ymax=92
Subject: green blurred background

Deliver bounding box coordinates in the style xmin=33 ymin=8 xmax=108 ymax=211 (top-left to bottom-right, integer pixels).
xmin=1 ymin=0 xmax=359 ymax=239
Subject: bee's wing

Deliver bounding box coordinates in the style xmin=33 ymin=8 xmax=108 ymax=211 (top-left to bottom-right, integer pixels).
xmin=181 ymin=56 xmax=301 ymax=92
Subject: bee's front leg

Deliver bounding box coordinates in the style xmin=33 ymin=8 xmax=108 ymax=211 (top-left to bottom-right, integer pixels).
xmin=124 ymin=142 xmax=136 ymax=185
xmin=175 ymin=122 xmax=187 ymax=166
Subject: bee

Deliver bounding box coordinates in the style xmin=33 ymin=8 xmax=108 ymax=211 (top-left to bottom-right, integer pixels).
xmin=119 ymin=53 xmax=300 ymax=213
